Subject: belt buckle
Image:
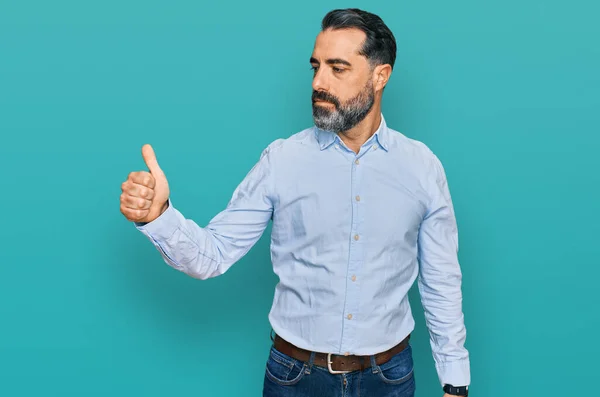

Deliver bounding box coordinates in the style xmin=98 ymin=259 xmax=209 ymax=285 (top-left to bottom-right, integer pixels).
xmin=327 ymin=353 xmax=351 ymax=374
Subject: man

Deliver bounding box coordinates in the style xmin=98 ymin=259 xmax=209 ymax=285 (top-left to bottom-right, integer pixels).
xmin=120 ymin=8 xmax=470 ymax=397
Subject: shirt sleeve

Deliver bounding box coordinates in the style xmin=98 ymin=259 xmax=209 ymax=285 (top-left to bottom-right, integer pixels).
xmin=134 ymin=141 xmax=279 ymax=280
xmin=417 ymin=152 xmax=471 ymax=387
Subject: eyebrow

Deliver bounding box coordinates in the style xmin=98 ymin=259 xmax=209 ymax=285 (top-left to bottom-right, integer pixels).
xmin=310 ymin=57 xmax=352 ymax=67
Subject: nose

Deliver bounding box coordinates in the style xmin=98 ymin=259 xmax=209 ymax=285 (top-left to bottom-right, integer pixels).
xmin=312 ymin=68 xmax=329 ymax=92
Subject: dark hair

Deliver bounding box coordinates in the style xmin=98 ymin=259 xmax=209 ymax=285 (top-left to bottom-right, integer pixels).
xmin=321 ymin=8 xmax=397 ymax=70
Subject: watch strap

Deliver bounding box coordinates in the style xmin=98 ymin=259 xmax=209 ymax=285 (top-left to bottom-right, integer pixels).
xmin=443 ymin=384 xmax=469 ymax=396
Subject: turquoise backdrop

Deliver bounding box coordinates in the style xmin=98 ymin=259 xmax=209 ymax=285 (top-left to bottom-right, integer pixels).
xmin=1 ymin=0 xmax=598 ymax=396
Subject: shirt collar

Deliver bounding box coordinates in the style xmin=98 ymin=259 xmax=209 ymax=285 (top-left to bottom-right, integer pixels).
xmin=315 ymin=113 xmax=390 ymax=152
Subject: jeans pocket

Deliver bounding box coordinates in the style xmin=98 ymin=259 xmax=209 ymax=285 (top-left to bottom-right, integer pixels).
xmin=376 ymin=345 xmax=414 ymax=385
xmin=265 ymin=346 xmax=307 ymax=386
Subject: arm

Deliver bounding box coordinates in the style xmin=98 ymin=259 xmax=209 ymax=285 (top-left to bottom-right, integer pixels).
xmin=417 ymin=153 xmax=471 ymax=388
xmin=135 ymin=142 xmax=279 ymax=280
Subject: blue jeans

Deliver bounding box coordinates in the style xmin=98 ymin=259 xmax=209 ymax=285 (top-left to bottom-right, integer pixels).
xmin=262 ymin=342 xmax=416 ymax=397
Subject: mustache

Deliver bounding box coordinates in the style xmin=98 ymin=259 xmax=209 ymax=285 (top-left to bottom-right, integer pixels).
xmin=312 ymin=90 xmax=340 ymax=107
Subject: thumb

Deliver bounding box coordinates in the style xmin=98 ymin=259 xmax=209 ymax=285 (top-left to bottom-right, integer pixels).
xmin=141 ymin=144 xmax=163 ymax=176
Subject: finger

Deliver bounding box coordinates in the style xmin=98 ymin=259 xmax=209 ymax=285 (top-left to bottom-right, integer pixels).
xmin=128 ymin=171 xmax=155 ymax=189
xmin=121 ymin=206 xmax=149 ymax=222
xmin=121 ymin=180 xmax=155 ymax=200
xmin=142 ymin=144 xmax=164 ymax=176
xmin=120 ymin=193 xmax=153 ymax=210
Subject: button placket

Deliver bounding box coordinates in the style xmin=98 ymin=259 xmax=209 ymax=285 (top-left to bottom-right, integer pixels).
xmin=339 ymin=152 xmax=364 ymax=354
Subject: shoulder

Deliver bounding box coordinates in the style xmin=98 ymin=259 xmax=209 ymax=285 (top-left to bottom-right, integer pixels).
xmin=385 ymin=125 xmax=444 ymax=173
xmin=385 ymin=127 xmax=453 ymax=212
xmin=259 ymin=126 xmax=317 ymax=159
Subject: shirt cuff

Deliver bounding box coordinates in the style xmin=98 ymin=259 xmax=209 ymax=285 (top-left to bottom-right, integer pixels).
xmin=436 ymin=358 xmax=471 ymax=387
xmin=134 ymin=198 xmax=180 ymax=240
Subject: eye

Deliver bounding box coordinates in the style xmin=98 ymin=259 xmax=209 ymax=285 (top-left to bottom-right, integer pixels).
xmin=332 ymin=67 xmax=344 ymax=73
xmin=310 ymin=65 xmax=318 ymax=73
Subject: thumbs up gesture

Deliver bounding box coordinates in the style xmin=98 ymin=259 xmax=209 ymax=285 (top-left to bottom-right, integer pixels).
xmin=120 ymin=144 xmax=170 ymax=223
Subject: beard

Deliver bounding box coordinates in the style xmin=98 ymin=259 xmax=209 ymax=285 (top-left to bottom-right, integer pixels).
xmin=312 ymin=79 xmax=375 ymax=133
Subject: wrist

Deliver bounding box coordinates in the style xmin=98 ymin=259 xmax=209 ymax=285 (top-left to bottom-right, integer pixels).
xmin=160 ymin=200 xmax=169 ymax=215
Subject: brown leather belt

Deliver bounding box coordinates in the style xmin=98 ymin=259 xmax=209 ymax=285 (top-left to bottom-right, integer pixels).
xmin=272 ymin=333 xmax=410 ymax=374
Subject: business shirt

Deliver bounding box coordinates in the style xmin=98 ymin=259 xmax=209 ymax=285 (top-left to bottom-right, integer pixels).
xmin=135 ymin=114 xmax=470 ymax=387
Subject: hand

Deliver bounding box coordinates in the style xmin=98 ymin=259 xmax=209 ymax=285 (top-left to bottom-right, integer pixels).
xmin=120 ymin=144 xmax=170 ymax=223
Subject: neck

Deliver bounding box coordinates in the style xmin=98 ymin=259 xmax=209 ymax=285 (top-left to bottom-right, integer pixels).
xmin=337 ymin=105 xmax=382 ymax=154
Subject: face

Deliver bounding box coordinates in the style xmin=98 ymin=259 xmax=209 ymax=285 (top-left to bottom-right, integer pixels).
xmin=310 ymin=28 xmax=377 ymax=133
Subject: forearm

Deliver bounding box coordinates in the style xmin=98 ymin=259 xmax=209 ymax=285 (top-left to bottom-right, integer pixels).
xmin=135 ymin=199 xmax=226 ymax=279
xmin=418 ymin=261 xmax=470 ymax=386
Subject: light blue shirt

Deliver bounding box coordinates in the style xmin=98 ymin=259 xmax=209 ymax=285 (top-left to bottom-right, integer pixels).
xmin=135 ymin=114 xmax=470 ymax=387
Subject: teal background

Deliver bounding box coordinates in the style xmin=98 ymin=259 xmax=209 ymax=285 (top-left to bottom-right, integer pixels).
xmin=1 ymin=0 xmax=598 ymax=395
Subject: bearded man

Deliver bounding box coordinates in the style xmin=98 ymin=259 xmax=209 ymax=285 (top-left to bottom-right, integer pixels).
xmin=120 ymin=8 xmax=470 ymax=397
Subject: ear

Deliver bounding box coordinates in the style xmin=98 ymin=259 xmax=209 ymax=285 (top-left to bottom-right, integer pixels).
xmin=372 ymin=64 xmax=392 ymax=91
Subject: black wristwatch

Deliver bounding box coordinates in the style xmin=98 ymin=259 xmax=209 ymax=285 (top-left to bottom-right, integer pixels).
xmin=443 ymin=384 xmax=469 ymax=396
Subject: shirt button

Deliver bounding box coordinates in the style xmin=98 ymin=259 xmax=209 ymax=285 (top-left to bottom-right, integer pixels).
xmin=347 ymin=314 xmax=353 ymax=320
xmin=373 ymin=145 xmax=377 ymax=150
xmin=355 ymin=195 xmax=360 ymax=201
xmin=354 ymin=234 xmax=360 ymax=241
xmin=355 ymin=159 xmax=360 ymax=165
xmin=351 ymin=275 xmax=356 ymax=282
